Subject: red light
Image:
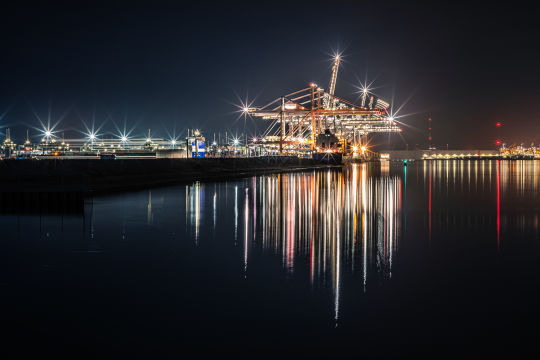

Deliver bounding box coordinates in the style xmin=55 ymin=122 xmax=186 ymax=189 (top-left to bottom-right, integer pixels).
xmin=428 ymin=118 xmax=432 ymax=121
xmin=496 ymin=122 xmax=501 ymax=127
xmin=495 ymin=140 xmax=502 ymax=146
xmin=428 ymin=136 xmax=432 ymax=141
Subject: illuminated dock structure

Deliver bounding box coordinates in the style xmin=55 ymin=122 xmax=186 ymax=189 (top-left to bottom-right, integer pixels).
xmin=382 ymin=150 xmax=500 ymax=161
xmin=244 ymin=55 xmax=401 ymax=156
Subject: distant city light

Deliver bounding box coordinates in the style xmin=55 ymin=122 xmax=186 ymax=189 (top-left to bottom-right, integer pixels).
xmin=496 ymin=122 xmax=502 ymax=127
xmin=171 ymin=139 xmax=177 ymax=145
xmin=121 ymin=136 xmax=127 ymax=143
xmin=233 ymin=139 xmax=239 ymax=146
xmin=45 ymin=130 xmax=52 ymax=137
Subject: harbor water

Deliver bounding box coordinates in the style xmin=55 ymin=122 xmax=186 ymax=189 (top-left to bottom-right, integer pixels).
xmin=2 ymin=160 xmax=540 ymax=357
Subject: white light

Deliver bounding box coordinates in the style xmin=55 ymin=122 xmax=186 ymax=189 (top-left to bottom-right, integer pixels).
xmin=284 ymin=103 xmax=297 ymax=110
xmin=171 ymin=139 xmax=177 ymax=145
xmin=233 ymin=139 xmax=239 ymax=145
xmin=242 ymin=107 xmax=249 ymax=112
xmin=121 ymin=136 xmax=127 ymax=143
xmin=361 ymin=146 xmax=367 ymax=153
xmin=45 ymin=130 xmax=52 ymax=137
xmin=252 ymin=137 xmax=257 ymax=143
xmin=89 ymin=134 xmax=96 ymax=140
xmin=212 ymin=141 xmax=217 ymax=146
xmin=352 ymin=146 xmax=358 ymax=152
xmin=146 ymin=138 xmax=151 ymax=143
xmin=389 ymin=116 xmax=394 ymax=122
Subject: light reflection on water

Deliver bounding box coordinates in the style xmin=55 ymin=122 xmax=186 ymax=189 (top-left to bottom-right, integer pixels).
xmin=4 ymin=160 xmax=540 ymax=353
xmin=182 ymin=160 xmax=540 ymax=298
xmin=185 ymin=163 xmax=402 ymax=321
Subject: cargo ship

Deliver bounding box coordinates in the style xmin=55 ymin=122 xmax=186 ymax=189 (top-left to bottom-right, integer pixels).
xmin=312 ymin=129 xmax=343 ymax=164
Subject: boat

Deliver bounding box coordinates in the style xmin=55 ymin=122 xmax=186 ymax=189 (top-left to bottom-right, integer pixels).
xmin=312 ymin=129 xmax=343 ymax=164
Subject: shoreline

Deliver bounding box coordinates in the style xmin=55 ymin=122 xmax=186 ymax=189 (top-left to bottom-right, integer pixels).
xmin=0 ymin=157 xmax=341 ymax=194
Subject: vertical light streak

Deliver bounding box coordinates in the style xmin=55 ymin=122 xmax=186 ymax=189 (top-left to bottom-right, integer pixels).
xmin=234 ymin=185 xmax=238 ymax=245
xmin=244 ymin=187 xmax=249 ymax=276
xmin=362 ymin=164 xmax=368 ymax=291
xmin=252 ymin=177 xmax=257 ymax=241
xmin=497 ymin=160 xmax=500 ymax=249
xmin=147 ymin=190 xmax=152 ymax=225
xmin=213 ymin=190 xmax=217 ymax=230
xmin=429 ymin=161 xmax=432 ymax=246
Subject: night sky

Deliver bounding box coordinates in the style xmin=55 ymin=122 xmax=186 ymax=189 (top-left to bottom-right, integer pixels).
xmin=1 ymin=2 xmax=539 ymax=149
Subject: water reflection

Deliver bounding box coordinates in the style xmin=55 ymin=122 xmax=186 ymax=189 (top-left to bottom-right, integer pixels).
xmin=257 ymin=165 xmax=401 ymax=286
xmin=199 ymin=164 xmax=401 ymax=323
xmin=181 ymin=164 xmax=403 ymax=319
xmin=182 ymin=160 xmax=540 ymax=321
xmin=9 ymin=159 xmax=540 ymax=330
xmin=423 ymin=160 xmax=540 ymax=248
xmin=186 ymin=182 xmax=204 ymax=244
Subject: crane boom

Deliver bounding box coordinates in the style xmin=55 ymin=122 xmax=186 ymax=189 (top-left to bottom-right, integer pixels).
xmin=324 ymin=55 xmax=341 ymax=109
xmin=328 ymin=55 xmax=340 ymax=98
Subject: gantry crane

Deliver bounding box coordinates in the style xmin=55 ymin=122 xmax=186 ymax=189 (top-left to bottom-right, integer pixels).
xmin=244 ymin=57 xmax=400 ymax=155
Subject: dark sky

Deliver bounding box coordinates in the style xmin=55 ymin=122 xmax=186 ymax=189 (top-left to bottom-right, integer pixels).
xmin=1 ymin=2 xmax=539 ymax=148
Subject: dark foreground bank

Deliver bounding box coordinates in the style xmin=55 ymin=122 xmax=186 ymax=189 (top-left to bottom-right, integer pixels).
xmin=0 ymin=157 xmax=336 ymax=192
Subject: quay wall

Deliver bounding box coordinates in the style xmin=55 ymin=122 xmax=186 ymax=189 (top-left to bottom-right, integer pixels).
xmin=383 ymin=150 xmax=500 ymax=160
xmin=0 ymin=157 xmax=334 ymax=192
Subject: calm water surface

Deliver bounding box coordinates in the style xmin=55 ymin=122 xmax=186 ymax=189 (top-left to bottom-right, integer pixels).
xmin=2 ymin=160 xmax=540 ymax=357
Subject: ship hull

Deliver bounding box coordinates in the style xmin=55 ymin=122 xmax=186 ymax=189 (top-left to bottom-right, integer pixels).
xmin=312 ymin=152 xmax=343 ymax=164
